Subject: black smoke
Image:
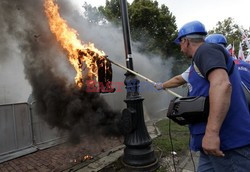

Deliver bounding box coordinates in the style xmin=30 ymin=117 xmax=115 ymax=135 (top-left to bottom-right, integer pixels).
xmin=0 ymin=0 xmax=121 ymax=142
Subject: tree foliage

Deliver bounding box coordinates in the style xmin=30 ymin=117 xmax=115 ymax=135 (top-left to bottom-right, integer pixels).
xmin=98 ymin=0 xmax=122 ymax=25
xmin=129 ymin=0 xmax=178 ymax=55
xmin=98 ymin=0 xmax=178 ymax=56
xmin=208 ymin=17 xmax=244 ymax=53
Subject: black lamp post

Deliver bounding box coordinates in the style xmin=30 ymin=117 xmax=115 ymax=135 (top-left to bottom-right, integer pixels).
xmin=119 ymin=0 xmax=158 ymax=171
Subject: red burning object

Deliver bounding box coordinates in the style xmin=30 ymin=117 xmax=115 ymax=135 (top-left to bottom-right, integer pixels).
xmin=44 ymin=0 xmax=115 ymax=93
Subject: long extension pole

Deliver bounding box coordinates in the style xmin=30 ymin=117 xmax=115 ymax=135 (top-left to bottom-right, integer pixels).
xmin=108 ymin=58 xmax=182 ymax=98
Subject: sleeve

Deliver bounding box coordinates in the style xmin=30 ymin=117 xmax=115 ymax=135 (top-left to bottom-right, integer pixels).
xmin=181 ymin=66 xmax=191 ymax=82
xmin=194 ymin=46 xmax=227 ymax=79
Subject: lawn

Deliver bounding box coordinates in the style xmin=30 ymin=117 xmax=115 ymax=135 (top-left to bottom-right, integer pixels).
xmin=153 ymin=119 xmax=190 ymax=172
xmin=153 ymin=119 xmax=190 ymax=156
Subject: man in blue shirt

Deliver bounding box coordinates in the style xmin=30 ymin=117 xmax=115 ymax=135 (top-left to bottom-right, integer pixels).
xmin=162 ymin=21 xmax=250 ymax=171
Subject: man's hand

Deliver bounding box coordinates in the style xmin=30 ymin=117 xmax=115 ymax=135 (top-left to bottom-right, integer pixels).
xmin=154 ymin=82 xmax=163 ymax=90
xmin=202 ymin=131 xmax=225 ymax=157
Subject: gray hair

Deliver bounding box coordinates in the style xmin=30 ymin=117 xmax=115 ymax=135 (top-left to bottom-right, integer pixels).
xmin=185 ymin=34 xmax=205 ymax=43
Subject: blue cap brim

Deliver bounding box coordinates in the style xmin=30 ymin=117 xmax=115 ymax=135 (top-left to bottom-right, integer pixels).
xmin=174 ymin=37 xmax=181 ymax=45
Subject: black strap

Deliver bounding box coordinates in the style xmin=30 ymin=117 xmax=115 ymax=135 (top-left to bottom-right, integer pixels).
xmin=228 ymin=61 xmax=235 ymax=76
xmin=217 ymin=45 xmax=235 ymax=76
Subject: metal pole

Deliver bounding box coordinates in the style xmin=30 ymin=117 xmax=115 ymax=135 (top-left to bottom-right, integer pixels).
xmin=120 ymin=0 xmax=133 ymax=70
xmin=119 ymin=0 xmax=159 ymax=170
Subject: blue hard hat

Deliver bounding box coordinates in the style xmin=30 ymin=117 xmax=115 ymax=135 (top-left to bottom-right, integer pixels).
xmin=205 ymin=34 xmax=227 ymax=47
xmin=174 ymin=21 xmax=207 ymax=44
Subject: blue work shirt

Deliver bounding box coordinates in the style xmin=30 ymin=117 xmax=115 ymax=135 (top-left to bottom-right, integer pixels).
xmin=187 ymin=43 xmax=250 ymax=151
xmin=234 ymin=59 xmax=250 ymax=90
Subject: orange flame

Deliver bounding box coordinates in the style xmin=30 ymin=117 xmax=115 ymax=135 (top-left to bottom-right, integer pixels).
xmin=83 ymin=155 xmax=93 ymax=161
xmin=44 ymin=0 xmax=106 ymax=87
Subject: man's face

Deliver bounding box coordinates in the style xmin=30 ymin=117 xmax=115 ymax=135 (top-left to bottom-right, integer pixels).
xmin=180 ymin=38 xmax=192 ymax=59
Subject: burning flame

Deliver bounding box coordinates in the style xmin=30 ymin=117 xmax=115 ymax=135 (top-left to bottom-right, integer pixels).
xmin=83 ymin=155 xmax=93 ymax=161
xmin=44 ymin=0 xmax=106 ymax=87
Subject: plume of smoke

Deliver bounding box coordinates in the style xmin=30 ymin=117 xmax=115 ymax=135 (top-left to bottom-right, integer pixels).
xmin=61 ymin=1 xmax=186 ymax=120
xmin=0 ymin=53 xmax=31 ymax=104
xmin=0 ymin=2 xmax=32 ymax=104
xmin=0 ymin=0 xmax=121 ymax=143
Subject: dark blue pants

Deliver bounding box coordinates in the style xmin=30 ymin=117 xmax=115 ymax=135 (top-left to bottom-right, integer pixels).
xmin=198 ymin=145 xmax=250 ymax=172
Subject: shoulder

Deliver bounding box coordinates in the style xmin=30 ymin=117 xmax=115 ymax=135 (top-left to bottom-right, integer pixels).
xmin=195 ymin=43 xmax=226 ymax=57
xmin=242 ymin=61 xmax=250 ymax=68
xmin=193 ymin=43 xmax=228 ymax=78
xmin=193 ymin=43 xmax=225 ymax=65
xmin=237 ymin=60 xmax=250 ymax=71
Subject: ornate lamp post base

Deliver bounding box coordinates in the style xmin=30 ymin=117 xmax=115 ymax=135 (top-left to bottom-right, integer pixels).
xmin=119 ymin=74 xmax=159 ymax=171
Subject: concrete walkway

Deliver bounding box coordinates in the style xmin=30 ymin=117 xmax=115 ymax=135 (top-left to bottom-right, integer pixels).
xmin=67 ymin=120 xmax=199 ymax=172
xmin=0 ymin=136 xmax=122 ymax=172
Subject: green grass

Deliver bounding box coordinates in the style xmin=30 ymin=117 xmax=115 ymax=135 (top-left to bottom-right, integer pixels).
xmin=153 ymin=119 xmax=190 ymax=157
